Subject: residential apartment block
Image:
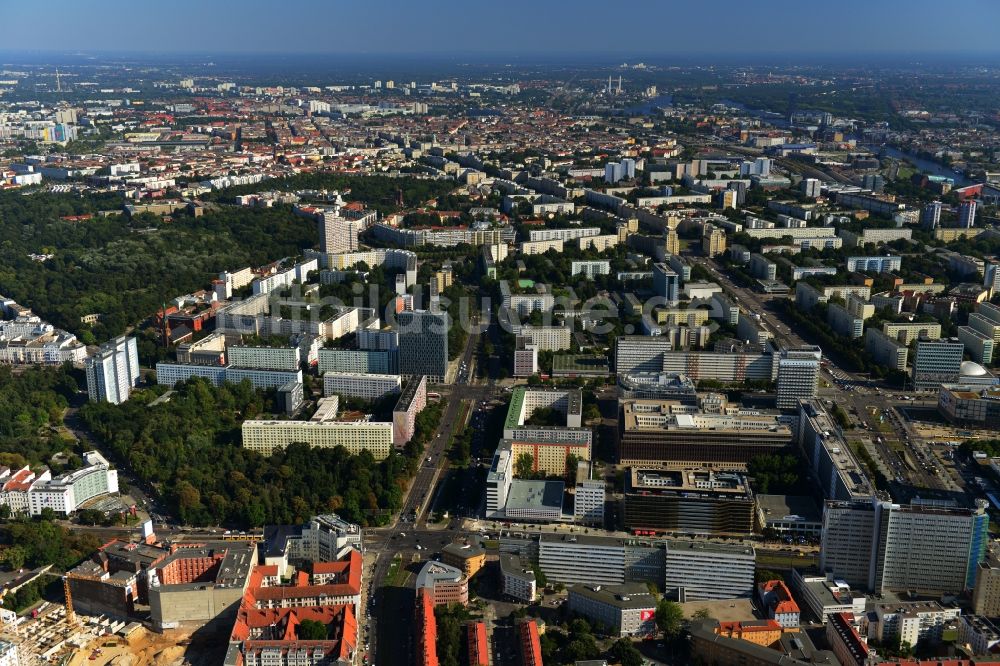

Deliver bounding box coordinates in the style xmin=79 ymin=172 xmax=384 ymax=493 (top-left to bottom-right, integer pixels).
xmin=322 ymin=372 xmax=401 ymax=400
xmin=226 ymin=345 xmax=301 ymax=371
xmin=156 ymin=362 xmax=303 ymax=391
xmin=242 ymin=419 xmax=393 ymax=458
xmin=392 ymin=376 xmax=427 ymax=447
xmin=85 ymin=335 xmax=140 ymax=404
xmin=567 ymin=584 xmax=657 ymax=638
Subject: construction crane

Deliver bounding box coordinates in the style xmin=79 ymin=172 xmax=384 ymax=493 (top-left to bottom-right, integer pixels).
xmin=63 ymin=576 xmax=77 ymax=628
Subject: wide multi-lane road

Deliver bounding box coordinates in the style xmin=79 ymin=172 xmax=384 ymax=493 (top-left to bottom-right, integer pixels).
xmin=366 ymin=318 xmax=497 ymax=665
xmin=689 ymin=255 xmax=963 ymax=496
xmin=687 ymin=254 xmax=808 ymax=351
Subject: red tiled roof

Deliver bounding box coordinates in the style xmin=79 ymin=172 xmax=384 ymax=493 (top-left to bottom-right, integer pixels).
xmin=416 ymin=588 xmax=438 ymax=666
xmin=828 ymin=612 xmax=869 ymax=666
xmin=717 ymin=620 xmax=783 ymax=634
xmin=3 ymin=468 xmax=36 ymax=492
xmin=760 ymin=579 xmax=800 ymax=615
xmin=519 ymin=620 xmax=543 ymax=666
xmin=230 ymin=553 xmax=360 ymax=662
xmin=467 ymin=621 xmax=488 ymax=666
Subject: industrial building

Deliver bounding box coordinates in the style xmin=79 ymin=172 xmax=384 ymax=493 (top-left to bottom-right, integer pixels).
xmin=148 ymin=541 xmax=258 ymax=631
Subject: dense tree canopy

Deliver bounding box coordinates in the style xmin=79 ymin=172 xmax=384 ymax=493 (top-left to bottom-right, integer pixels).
xmin=0 ymin=190 xmax=316 ymax=341
xmin=0 ymin=174 xmax=454 ymax=343
xmin=1 ymin=518 xmax=102 ymax=571
xmin=80 ymin=378 xmax=442 ymax=528
xmin=0 ymin=365 xmax=81 ymax=470
xmin=206 ymin=173 xmax=456 ymax=215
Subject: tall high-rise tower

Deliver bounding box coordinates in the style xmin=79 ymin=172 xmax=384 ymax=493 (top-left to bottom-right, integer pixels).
xmin=85 ymin=336 xmax=140 ymax=404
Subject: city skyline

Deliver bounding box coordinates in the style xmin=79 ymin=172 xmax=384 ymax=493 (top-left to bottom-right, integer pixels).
xmin=4 ymin=6 xmax=1000 ymax=663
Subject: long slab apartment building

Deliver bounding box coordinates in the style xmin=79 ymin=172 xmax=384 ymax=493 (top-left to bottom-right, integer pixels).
xmin=797 ymin=398 xmax=991 ymax=598
xmin=615 ymin=337 xmax=820 ymax=410
xmin=242 ymin=395 xmax=394 ymax=459
xmin=500 ymin=533 xmax=756 ymax=602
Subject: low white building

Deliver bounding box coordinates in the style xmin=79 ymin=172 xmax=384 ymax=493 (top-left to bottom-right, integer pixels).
xmin=790 ymin=571 xmax=866 ymax=624
xmin=26 ymin=451 xmax=119 ymax=516
xmin=960 ymin=615 xmax=1000 ymax=657
xmin=0 ymin=640 xmax=20 ymax=666
xmin=499 ymin=553 xmax=536 ymax=602
xmin=0 ymin=467 xmax=41 ymax=515
xmin=867 ymin=601 xmax=960 ymax=648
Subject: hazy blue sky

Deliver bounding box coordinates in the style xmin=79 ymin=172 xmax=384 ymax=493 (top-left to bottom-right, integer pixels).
xmin=3 ymin=0 xmax=1000 ymax=57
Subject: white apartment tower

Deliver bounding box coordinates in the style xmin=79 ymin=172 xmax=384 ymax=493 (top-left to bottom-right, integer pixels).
xmin=776 ymin=346 xmax=822 ymax=410
xmin=320 ymin=206 xmax=363 ymax=255
xmin=85 ymin=336 xmax=140 ymax=404
xmin=959 ymin=200 xmax=978 ymax=229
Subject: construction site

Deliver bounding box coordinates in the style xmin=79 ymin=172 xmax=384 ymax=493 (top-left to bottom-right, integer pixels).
xmin=2 ymin=579 xmax=225 ymax=666
xmin=3 ymin=522 xmax=260 ymax=666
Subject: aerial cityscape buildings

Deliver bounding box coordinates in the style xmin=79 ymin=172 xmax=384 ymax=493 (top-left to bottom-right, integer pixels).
xmin=4 ymin=10 xmax=1000 ymax=663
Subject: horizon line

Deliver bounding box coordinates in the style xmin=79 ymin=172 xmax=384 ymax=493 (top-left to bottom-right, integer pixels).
xmin=3 ymin=48 xmax=1000 ymax=60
